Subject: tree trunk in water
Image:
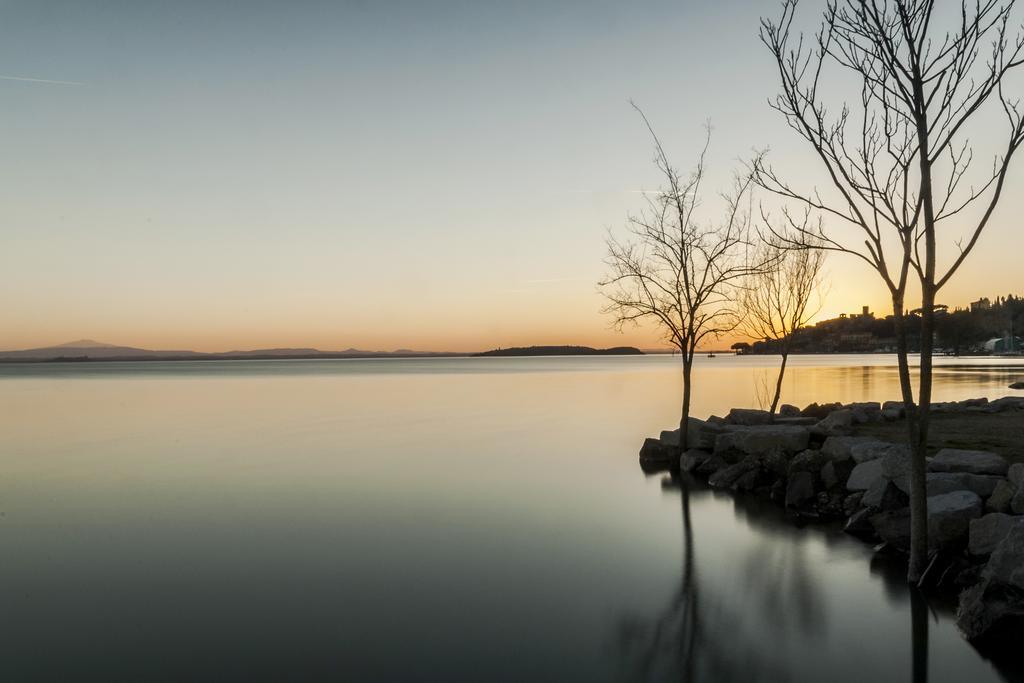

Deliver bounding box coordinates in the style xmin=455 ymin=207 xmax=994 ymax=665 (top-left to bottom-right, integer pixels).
xmin=909 ymin=288 xmax=936 ymax=582
xmin=678 ymin=349 xmax=694 ymax=457
xmin=769 ymin=350 xmax=789 ymax=416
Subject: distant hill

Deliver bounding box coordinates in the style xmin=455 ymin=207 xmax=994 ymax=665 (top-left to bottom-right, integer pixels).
xmin=0 ymin=340 xmax=465 ymax=362
xmin=475 ymin=345 xmax=644 ymax=357
xmin=0 ymin=342 xmax=203 ymax=360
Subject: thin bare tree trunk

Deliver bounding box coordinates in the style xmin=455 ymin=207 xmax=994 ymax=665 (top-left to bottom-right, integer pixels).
xmin=679 ymin=349 xmax=694 ymax=456
xmin=769 ymin=348 xmax=789 ymax=415
xmin=909 ymin=286 xmax=936 ymax=581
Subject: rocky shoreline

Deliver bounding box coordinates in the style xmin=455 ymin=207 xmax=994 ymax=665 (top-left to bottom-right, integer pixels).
xmin=639 ymin=396 xmax=1024 ymax=646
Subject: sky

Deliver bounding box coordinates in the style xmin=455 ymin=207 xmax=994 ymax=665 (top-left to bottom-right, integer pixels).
xmin=1 ymin=0 xmax=1021 ymax=352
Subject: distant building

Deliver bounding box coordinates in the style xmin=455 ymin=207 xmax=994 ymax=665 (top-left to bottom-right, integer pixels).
xmin=984 ymin=336 xmax=1021 ymax=353
xmin=845 ymin=305 xmax=874 ymax=319
xmin=971 ymin=297 xmax=992 ymax=312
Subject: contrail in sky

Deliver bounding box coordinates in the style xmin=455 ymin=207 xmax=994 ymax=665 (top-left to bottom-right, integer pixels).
xmin=0 ymin=75 xmax=85 ymax=86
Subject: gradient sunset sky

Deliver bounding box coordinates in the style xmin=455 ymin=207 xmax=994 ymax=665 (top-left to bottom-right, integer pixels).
xmin=2 ymin=0 xmax=1021 ymax=352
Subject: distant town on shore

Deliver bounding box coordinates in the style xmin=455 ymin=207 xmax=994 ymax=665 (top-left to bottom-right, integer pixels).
xmin=734 ymin=294 xmax=1024 ymax=356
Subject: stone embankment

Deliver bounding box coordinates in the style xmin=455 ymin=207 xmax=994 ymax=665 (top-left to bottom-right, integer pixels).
xmin=639 ymin=395 xmax=1024 ymax=645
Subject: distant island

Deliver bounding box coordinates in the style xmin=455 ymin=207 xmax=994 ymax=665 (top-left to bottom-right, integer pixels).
xmin=475 ymin=345 xmax=644 ymax=357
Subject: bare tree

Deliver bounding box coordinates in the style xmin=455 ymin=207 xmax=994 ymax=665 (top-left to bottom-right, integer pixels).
xmin=600 ymin=111 xmax=766 ymax=451
xmin=741 ymin=237 xmax=826 ymax=414
xmin=758 ymin=0 xmax=1024 ymax=581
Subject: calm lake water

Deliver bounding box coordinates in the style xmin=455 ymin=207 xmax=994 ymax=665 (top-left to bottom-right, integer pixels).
xmin=3 ymin=354 xmax=1024 ymax=681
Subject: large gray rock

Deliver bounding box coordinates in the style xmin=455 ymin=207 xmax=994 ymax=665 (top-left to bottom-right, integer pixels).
xmin=1012 ymin=483 xmax=1024 ymax=515
xmin=928 ymin=490 xmax=984 ymax=550
xmin=987 ymin=479 xmax=1016 ymax=513
xmin=957 ymin=581 xmax=1024 ymax=644
xmin=727 ymin=408 xmax=773 ymax=426
xmin=870 ymin=507 xmax=911 ymax=551
xmin=882 ymin=400 xmax=907 ymax=419
xmin=849 ymin=440 xmax=898 ymax=464
xmin=811 ymin=409 xmax=854 ymax=437
xmin=861 ymin=479 xmax=909 ymax=511
xmin=1008 ymin=463 xmax=1024 ymax=487
xmin=695 ymin=453 xmax=727 ymax=476
xmin=926 ymin=472 xmax=1004 ymax=498
xmin=969 ymin=513 xmax=1024 ymax=556
xmin=660 ymin=417 xmax=709 ymax=450
xmin=983 ymin=524 xmax=1024 ymax=590
xmin=821 ymin=458 xmax=854 ymax=490
xmin=821 ymin=436 xmax=883 ymax=463
xmin=788 ymin=449 xmax=828 ymax=475
xmin=713 ymin=425 xmax=810 ymax=457
xmin=778 ymin=404 xmax=801 ymax=418
xmin=679 ymin=449 xmax=711 ymax=473
xmin=785 ymin=471 xmax=817 ymax=509
xmin=985 ymin=396 xmax=1024 ymax=412
xmin=847 ymin=402 xmax=882 ymax=423
xmin=639 ymin=438 xmax=676 ymax=467
xmin=928 ymin=449 xmax=1009 ymax=476
xmin=847 ymin=458 xmax=885 ymax=492
xmin=801 ymin=401 xmax=843 ymax=419
xmin=879 ymin=444 xmax=912 ymax=493
xmin=708 ymin=455 xmax=761 ymax=489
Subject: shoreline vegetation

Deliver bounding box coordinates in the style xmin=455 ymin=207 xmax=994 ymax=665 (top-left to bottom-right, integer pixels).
xmin=638 ymin=397 xmax=1024 ymax=648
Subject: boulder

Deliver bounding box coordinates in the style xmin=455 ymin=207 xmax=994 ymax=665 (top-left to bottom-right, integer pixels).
xmin=660 ymin=417 xmax=709 ymax=450
xmin=1010 ymin=382 xmax=1024 ymax=390
xmin=928 ymin=490 xmax=984 ymax=550
xmin=785 ymin=471 xmax=817 ymax=509
xmin=870 ymin=507 xmax=912 ymax=551
xmin=879 ymin=444 xmax=912 ymax=493
xmin=821 ymin=436 xmax=881 ymax=463
xmin=957 ymin=581 xmax=1024 ymax=644
xmin=811 ymin=409 xmax=854 ymax=437
xmin=847 ymin=458 xmax=885 ymax=492
xmin=773 ymin=416 xmax=818 ymax=426
xmin=987 ymin=479 xmax=1016 ymax=513
xmin=695 ymin=454 xmax=727 ymax=476
xmin=1009 ymin=463 xmax=1024 ymax=487
xmin=639 ymin=438 xmax=676 ymax=467
xmin=844 ymin=507 xmax=877 ymax=539
xmin=983 ymin=524 xmax=1024 ymax=590
xmin=727 ymin=408 xmax=773 ymax=426
xmin=847 ymin=402 xmax=882 ymax=423
xmin=789 ymin=449 xmax=828 ymax=476
xmin=969 ymin=513 xmax=1024 ymax=556
xmin=849 ymin=440 xmax=897 ymax=464
xmin=778 ymin=404 xmax=801 ymax=418
xmin=679 ymin=449 xmax=711 ymax=473
xmin=926 ymin=472 xmax=1004 ymax=498
xmin=1011 ymin=484 xmax=1024 ymax=515
xmin=882 ymin=400 xmax=907 ymax=419
xmin=708 ymin=455 xmax=761 ymax=489
xmin=801 ymin=401 xmax=843 ymax=419
xmin=822 ymin=459 xmax=854 ymax=490
xmin=843 ymin=491 xmax=865 ymax=516
xmin=862 ymin=479 xmax=909 ymax=511
xmin=713 ymin=425 xmax=810 ymax=457
xmin=928 ymin=449 xmax=1008 ymax=476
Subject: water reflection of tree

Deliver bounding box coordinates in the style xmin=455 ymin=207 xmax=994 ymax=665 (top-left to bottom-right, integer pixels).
xmin=613 ymin=476 xmax=826 ymax=682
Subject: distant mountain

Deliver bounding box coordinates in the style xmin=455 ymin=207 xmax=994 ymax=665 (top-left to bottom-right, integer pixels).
xmin=0 ymin=340 xmax=464 ymax=362
xmin=475 ymin=345 xmax=644 ymax=357
xmin=0 ymin=341 xmax=203 ymax=360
